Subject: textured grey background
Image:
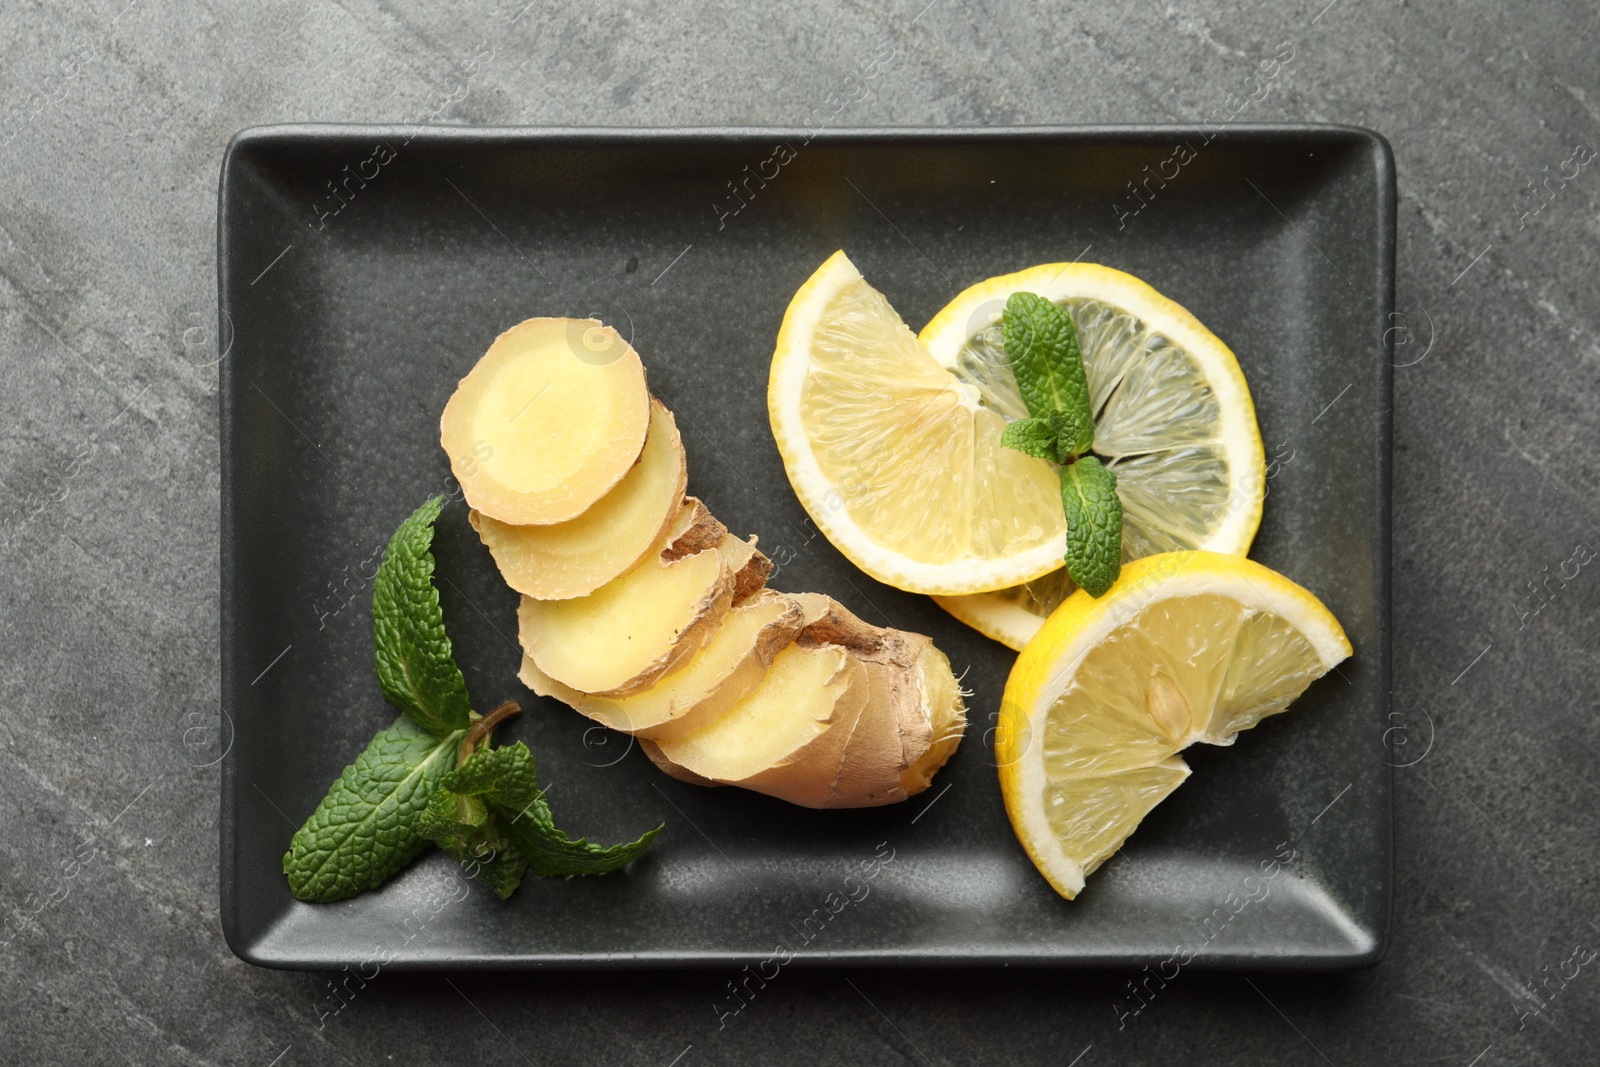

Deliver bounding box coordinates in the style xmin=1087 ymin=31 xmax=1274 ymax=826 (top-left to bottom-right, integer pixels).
xmin=1 ymin=0 xmax=1596 ymax=1064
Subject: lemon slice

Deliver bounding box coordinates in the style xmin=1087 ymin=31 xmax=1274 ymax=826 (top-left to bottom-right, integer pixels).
xmin=922 ymin=264 xmax=1266 ymax=650
xmin=769 ymin=251 xmax=1066 ymax=595
xmin=998 ymin=551 xmax=1350 ymax=899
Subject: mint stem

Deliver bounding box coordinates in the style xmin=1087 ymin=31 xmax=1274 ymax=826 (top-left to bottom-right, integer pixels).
xmin=459 ymin=700 xmax=522 ymax=767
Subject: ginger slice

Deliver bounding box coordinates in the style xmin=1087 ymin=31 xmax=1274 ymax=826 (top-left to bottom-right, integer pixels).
xmin=518 ymin=500 xmax=734 ymax=697
xmin=649 ymin=643 xmax=872 ymax=808
xmin=640 ymin=593 xmax=967 ymax=808
xmin=789 ymin=591 xmax=834 ymax=627
xmin=716 ymin=533 xmax=773 ymax=606
xmin=661 ymin=497 xmax=726 ymax=559
xmin=638 ymin=739 xmax=721 ymax=787
xmin=518 ymin=590 xmax=807 ymax=740
xmin=471 ymin=399 xmax=686 ymax=599
xmin=441 ymin=317 xmax=650 ymax=525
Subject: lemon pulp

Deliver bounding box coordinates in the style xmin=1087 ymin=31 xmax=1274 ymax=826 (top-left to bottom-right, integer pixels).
xmin=770 ymin=252 xmax=1070 ymax=594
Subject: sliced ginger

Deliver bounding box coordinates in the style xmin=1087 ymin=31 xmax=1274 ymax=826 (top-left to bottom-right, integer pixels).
xmin=442 ymin=315 xmax=967 ymax=809
xmin=717 ymin=533 xmax=773 ymax=606
xmin=471 ymin=399 xmax=687 ymax=599
xmin=518 ymin=500 xmax=733 ymax=697
xmin=661 ymin=497 xmax=725 ymax=558
xmin=650 ymin=503 xmax=775 ymax=606
xmin=646 ymin=642 xmax=871 ymax=808
xmin=519 ymin=590 xmax=806 ymax=740
xmin=639 ymin=739 xmax=720 ymax=787
xmin=441 ymin=317 xmax=650 ymax=525
xmin=643 ymin=595 xmax=965 ymax=808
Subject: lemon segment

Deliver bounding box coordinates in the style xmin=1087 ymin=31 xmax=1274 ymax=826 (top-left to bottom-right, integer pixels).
xmin=998 ymin=552 xmax=1349 ymax=900
xmin=769 ymin=252 xmax=1066 ymax=595
xmin=921 ymin=265 xmax=1266 ymax=649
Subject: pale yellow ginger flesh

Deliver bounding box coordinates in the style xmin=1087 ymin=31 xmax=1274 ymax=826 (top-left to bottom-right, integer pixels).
xmin=639 ymin=596 xmax=967 ymax=808
xmin=649 ymin=643 xmax=872 ymax=808
xmin=517 ymin=501 xmax=733 ymax=697
xmin=471 ymin=399 xmax=687 ymax=599
xmin=440 ymin=317 xmax=650 ymax=525
xmin=517 ymin=590 xmax=806 ymax=740
xmin=639 ymin=738 xmax=721 ymax=788
xmin=541 ymin=589 xmax=966 ymax=808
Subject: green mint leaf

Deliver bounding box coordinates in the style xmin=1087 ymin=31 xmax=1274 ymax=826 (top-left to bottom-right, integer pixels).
xmin=372 ymin=496 xmax=472 ymax=736
xmin=282 ymin=716 xmax=465 ymax=902
xmin=1002 ymin=292 xmax=1093 ymax=441
xmin=469 ymin=846 xmax=528 ymax=900
xmin=1060 ymin=457 xmax=1123 ymax=598
xmin=416 ymin=788 xmax=527 ymax=900
xmin=415 ymin=784 xmax=496 ymax=859
xmin=504 ymin=799 xmax=663 ymax=879
xmin=999 ymin=417 xmax=1060 ymax=461
xmin=444 ymin=743 xmax=662 ymax=878
xmin=1047 ymin=407 xmax=1095 ymax=459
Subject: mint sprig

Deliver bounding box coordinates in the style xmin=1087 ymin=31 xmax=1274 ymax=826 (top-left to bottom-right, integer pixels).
xmin=1000 ymin=408 xmax=1096 ymax=464
xmin=998 ymin=292 xmax=1123 ymax=596
xmin=421 ymin=741 xmax=661 ymax=884
xmin=282 ymin=498 xmax=661 ymax=902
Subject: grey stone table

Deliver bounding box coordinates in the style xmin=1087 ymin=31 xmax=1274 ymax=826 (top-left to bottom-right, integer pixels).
xmin=2 ymin=1 xmax=1596 ymax=1064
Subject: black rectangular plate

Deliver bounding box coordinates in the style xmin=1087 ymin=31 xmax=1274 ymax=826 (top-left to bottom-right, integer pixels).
xmin=220 ymin=125 xmax=1393 ymax=969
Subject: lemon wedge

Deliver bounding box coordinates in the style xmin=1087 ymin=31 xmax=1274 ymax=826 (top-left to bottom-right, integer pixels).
xmin=998 ymin=551 xmax=1349 ymax=899
xmin=768 ymin=251 xmax=1066 ymax=595
xmin=922 ymin=264 xmax=1266 ymax=649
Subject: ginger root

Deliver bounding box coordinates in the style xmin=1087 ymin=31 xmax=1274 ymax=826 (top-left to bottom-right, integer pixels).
xmin=518 ymin=590 xmax=807 ymax=740
xmin=446 ymin=317 xmax=966 ymax=808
